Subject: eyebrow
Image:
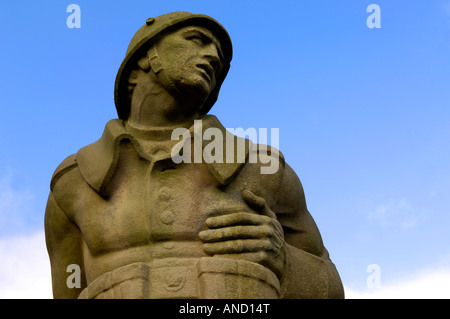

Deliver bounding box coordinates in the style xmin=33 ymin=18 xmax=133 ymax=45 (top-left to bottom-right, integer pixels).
xmin=181 ymin=28 xmax=225 ymax=63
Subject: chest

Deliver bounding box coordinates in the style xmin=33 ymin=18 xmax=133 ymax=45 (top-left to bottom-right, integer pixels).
xmin=75 ymin=142 xmax=252 ymax=256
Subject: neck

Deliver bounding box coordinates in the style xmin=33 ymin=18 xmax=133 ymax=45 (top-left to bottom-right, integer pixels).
xmin=128 ymin=71 xmax=201 ymax=128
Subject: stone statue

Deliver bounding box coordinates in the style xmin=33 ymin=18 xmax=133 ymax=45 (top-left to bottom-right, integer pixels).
xmin=45 ymin=12 xmax=344 ymax=299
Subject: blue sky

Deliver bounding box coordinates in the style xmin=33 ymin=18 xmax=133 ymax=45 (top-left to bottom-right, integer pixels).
xmin=1 ymin=1 xmax=450 ymax=298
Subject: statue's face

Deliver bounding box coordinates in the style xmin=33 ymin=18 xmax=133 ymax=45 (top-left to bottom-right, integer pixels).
xmin=155 ymin=25 xmax=225 ymax=105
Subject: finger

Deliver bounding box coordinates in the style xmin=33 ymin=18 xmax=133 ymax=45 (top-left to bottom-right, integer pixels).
xmin=203 ymin=239 xmax=272 ymax=255
xmin=242 ymin=190 xmax=277 ymax=219
xmin=242 ymin=189 xmax=265 ymax=211
xmin=205 ymin=212 xmax=270 ymax=229
xmin=199 ymin=225 xmax=273 ymax=242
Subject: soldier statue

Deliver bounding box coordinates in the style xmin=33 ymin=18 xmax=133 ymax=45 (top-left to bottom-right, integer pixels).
xmin=45 ymin=12 xmax=344 ymax=299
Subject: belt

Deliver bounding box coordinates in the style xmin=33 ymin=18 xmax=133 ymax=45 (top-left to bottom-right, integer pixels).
xmin=78 ymin=257 xmax=280 ymax=299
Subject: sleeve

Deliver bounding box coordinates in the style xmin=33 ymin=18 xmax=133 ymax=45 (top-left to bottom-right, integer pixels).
xmin=274 ymin=163 xmax=344 ymax=299
xmin=44 ymin=188 xmax=87 ymax=299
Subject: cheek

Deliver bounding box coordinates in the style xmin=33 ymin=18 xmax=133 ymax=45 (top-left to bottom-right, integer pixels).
xmin=160 ymin=42 xmax=197 ymax=66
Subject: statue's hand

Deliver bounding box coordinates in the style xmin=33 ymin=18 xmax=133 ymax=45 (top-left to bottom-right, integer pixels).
xmin=199 ymin=190 xmax=285 ymax=278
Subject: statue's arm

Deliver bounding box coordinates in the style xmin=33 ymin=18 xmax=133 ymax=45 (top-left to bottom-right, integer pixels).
xmin=275 ymin=163 xmax=345 ymax=299
xmin=44 ymin=191 xmax=86 ymax=299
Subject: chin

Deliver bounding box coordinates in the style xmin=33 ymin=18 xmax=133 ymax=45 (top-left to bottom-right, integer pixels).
xmin=178 ymin=79 xmax=211 ymax=105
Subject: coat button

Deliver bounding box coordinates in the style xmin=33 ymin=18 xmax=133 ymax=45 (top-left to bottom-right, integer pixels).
xmin=158 ymin=187 xmax=172 ymax=201
xmin=160 ymin=210 xmax=175 ymax=225
xmin=146 ymin=17 xmax=155 ymax=25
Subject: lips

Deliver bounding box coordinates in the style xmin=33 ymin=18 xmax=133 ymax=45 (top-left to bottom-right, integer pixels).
xmin=196 ymin=63 xmax=214 ymax=82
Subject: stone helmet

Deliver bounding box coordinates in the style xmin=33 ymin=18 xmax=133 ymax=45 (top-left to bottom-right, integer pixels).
xmin=114 ymin=11 xmax=233 ymax=120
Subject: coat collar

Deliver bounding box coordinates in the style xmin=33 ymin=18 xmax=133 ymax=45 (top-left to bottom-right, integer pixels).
xmin=76 ymin=115 xmax=252 ymax=195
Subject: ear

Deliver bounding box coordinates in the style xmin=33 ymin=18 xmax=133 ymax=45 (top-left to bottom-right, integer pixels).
xmin=128 ymin=70 xmax=139 ymax=85
xmin=137 ymin=55 xmax=151 ymax=72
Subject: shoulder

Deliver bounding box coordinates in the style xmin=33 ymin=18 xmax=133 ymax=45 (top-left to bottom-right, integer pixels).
xmin=276 ymin=161 xmax=307 ymax=213
xmin=250 ymin=143 xmax=285 ymax=164
xmin=50 ymin=154 xmax=78 ymax=191
xmin=247 ymin=143 xmax=285 ymax=176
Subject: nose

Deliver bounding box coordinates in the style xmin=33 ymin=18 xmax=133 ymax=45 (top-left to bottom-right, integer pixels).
xmin=203 ymin=43 xmax=222 ymax=72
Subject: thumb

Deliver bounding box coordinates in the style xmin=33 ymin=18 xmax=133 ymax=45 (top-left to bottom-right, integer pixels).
xmin=242 ymin=189 xmax=276 ymax=219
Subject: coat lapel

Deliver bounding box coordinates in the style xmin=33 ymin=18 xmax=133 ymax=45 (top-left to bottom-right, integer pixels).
xmin=76 ymin=116 xmax=251 ymax=195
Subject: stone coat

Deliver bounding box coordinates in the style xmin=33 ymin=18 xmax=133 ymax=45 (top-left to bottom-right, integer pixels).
xmin=45 ymin=115 xmax=344 ymax=299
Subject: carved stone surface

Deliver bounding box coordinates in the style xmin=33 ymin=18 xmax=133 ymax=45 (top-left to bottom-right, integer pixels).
xmin=45 ymin=11 xmax=344 ymax=299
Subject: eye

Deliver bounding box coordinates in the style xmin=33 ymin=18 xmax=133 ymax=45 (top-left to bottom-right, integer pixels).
xmin=186 ymin=34 xmax=205 ymax=46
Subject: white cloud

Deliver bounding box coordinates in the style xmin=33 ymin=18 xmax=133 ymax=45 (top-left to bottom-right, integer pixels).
xmin=0 ymin=230 xmax=53 ymax=299
xmin=0 ymin=170 xmax=52 ymax=298
xmin=0 ymin=170 xmax=35 ymax=234
xmin=368 ymin=198 xmax=427 ymax=230
xmin=345 ymin=267 xmax=450 ymax=299
xmin=0 ymin=169 xmax=447 ymax=300
xmin=2 ymin=229 xmax=450 ymax=300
